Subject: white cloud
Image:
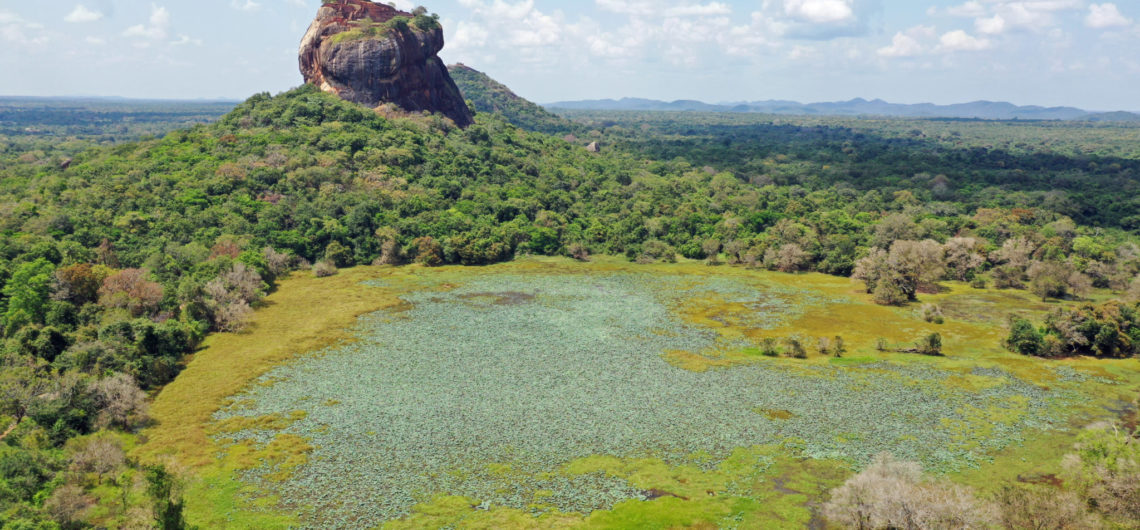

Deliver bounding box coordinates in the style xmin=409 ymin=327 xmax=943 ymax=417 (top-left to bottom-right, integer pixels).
xmin=975 ymin=14 xmax=1005 ymax=34
xmin=595 ymin=0 xmax=655 ymax=16
xmin=85 ymin=36 xmax=106 ymax=45
xmin=230 ymin=0 xmax=263 ymax=13
xmin=878 ymin=25 xmax=935 ymax=57
xmin=1 ymin=10 xmax=50 ymax=44
xmin=123 ymin=4 xmax=170 ymax=40
xmin=171 ymin=34 xmax=202 ymax=46
xmin=65 ymin=5 xmax=104 ymax=23
xmin=664 ymin=3 xmax=732 ymax=17
xmin=937 ymin=29 xmax=991 ymax=52
xmin=1086 ymin=3 xmax=1132 ymax=29
xmin=991 ymin=0 xmax=1083 ymax=32
xmin=781 ymin=0 xmax=854 ymax=24
xmin=944 ymin=1 xmax=986 ymax=18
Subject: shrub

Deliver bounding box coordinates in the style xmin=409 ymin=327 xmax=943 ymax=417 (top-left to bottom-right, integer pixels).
xmin=872 ymin=280 xmax=908 ymax=306
xmin=98 ymin=269 xmax=164 ymax=318
xmin=1005 ymin=318 xmax=1045 ymax=356
xmin=992 ymin=265 xmax=1024 ymax=289
xmin=52 ymin=263 xmax=102 ymax=305
xmin=822 ymin=453 xmax=994 ymax=529
xmin=759 ymin=338 xmax=780 ymax=357
xmin=1063 ymin=422 xmax=1140 ymax=524
xmin=784 ymin=337 xmax=807 ymax=359
xmin=639 ymin=239 xmax=676 ymax=263
xmin=1040 ymin=301 xmax=1140 ymax=358
xmin=92 ymin=373 xmax=149 ymax=430
xmin=567 ymin=243 xmax=590 ymax=262
xmin=922 ymin=304 xmax=945 ymax=324
xmin=916 ymin=333 xmax=943 ymax=356
xmin=832 ymin=336 xmax=845 ymax=358
xmin=69 ymin=436 xmax=126 ymax=484
xmin=413 ymin=236 xmax=443 ymax=267
xmin=313 ymin=261 xmax=338 ymax=278
xmin=702 ymin=239 xmax=722 ymax=264
xmin=204 ymin=262 xmax=264 ymax=332
xmin=377 ymin=239 xmax=403 ymax=266
xmin=324 ymin=241 xmax=353 ymax=267
xmin=262 ymin=246 xmax=295 ymax=277
xmin=817 ymin=336 xmax=832 ymax=356
xmin=44 ymin=484 xmax=92 ymax=530
xmin=994 ymin=485 xmax=1095 ymax=530
xmin=1028 ymin=260 xmax=1092 ymax=301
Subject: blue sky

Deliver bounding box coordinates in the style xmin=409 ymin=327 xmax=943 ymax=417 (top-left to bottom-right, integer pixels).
xmin=1 ymin=0 xmax=1137 ymax=110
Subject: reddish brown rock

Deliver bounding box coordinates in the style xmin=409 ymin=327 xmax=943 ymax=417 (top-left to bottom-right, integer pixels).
xmin=299 ymin=0 xmax=473 ymax=127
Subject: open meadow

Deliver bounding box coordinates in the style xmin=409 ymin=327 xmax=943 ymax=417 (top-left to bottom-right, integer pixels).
xmin=137 ymin=257 xmax=1139 ymax=528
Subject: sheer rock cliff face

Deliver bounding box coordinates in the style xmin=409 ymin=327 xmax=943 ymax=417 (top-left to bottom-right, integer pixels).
xmin=299 ymin=0 xmax=473 ymax=127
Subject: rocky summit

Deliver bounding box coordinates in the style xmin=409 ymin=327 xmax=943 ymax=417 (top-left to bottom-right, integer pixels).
xmin=299 ymin=0 xmax=473 ymax=127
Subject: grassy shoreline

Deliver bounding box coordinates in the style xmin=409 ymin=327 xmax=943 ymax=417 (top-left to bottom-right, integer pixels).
xmin=136 ymin=257 xmax=1139 ymax=528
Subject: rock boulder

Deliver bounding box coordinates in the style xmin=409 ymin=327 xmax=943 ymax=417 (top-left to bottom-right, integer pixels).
xmin=299 ymin=0 xmax=473 ymax=127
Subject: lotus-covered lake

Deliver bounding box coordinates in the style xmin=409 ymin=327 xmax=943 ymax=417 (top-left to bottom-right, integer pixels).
xmin=212 ymin=271 xmax=1073 ymax=528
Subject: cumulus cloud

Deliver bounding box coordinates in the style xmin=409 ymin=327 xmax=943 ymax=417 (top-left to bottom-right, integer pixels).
xmin=664 ymin=3 xmax=732 ymax=17
xmin=1086 ymin=3 xmax=1132 ymax=29
xmin=975 ymin=14 xmax=1005 ymax=34
xmin=65 ymin=5 xmax=104 ymax=23
xmin=230 ymin=0 xmax=262 ymax=13
xmin=937 ymin=29 xmax=991 ymax=52
xmin=1 ymin=10 xmax=50 ymax=44
xmin=123 ymin=4 xmax=170 ymax=40
xmin=878 ymin=25 xmax=935 ymax=57
xmin=781 ymin=0 xmax=854 ymax=24
xmin=595 ymin=0 xmax=655 ymax=16
xmin=943 ymin=1 xmax=986 ymax=18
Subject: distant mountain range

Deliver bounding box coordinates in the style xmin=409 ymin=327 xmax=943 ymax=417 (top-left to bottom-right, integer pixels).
xmin=545 ymin=97 xmax=1140 ymax=122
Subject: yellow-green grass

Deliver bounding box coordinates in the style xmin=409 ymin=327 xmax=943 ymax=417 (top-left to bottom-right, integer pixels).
xmin=136 ymin=256 xmax=1139 ymax=528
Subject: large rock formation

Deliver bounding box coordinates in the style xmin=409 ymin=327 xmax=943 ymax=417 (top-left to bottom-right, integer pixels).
xmin=299 ymin=0 xmax=473 ymax=127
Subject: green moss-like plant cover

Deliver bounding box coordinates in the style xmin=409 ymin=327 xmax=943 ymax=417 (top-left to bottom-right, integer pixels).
xmin=328 ymin=15 xmax=418 ymax=46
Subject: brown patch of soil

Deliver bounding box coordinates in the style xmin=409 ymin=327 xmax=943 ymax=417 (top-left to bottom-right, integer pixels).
xmin=1016 ymin=473 xmax=1064 ymax=488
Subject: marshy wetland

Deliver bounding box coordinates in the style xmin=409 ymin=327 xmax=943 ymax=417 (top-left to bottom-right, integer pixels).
xmin=139 ymin=258 xmax=1139 ymax=528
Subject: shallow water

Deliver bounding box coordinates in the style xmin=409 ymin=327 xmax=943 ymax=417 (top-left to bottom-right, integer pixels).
xmin=215 ymin=272 xmax=1068 ymax=527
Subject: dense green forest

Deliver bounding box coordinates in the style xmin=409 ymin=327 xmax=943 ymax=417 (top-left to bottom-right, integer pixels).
xmin=0 ymin=80 xmax=1138 ymax=526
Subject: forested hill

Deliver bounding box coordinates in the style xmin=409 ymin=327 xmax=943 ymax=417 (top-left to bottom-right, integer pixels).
xmin=448 ymin=64 xmax=572 ymax=135
xmin=1 ymin=81 xmax=1140 ymax=525
xmin=546 ymin=97 xmax=1140 ymax=121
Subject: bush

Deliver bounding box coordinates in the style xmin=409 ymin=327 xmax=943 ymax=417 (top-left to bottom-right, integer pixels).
xmin=638 ymin=239 xmax=676 ymax=263
xmin=313 ymin=261 xmax=338 ymax=278
xmin=98 ymin=269 xmax=163 ymax=318
xmin=413 ymin=236 xmax=443 ymax=267
xmin=324 ymin=241 xmax=353 ymax=267
xmin=784 ymin=336 xmax=807 ymax=359
xmin=92 ymin=373 xmax=149 ymax=430
xmin=204 ymin=262 xmax=264 ymax=332
xmin=69 ymin=436 xmax=126 ymax=484
xmin=994 ymin=485 xmax=1095 ymax=530
xmin=822 ymin=453 xmax=994 ymax=529
xmin=916 ymin=333 xmax=943 ymax=356
xmin=1064 ymin=422 xmax=1140 ymax=524
xmin=922 ymin=304 xmax=945 ymax=324
xmin=567 ymin=242 xmax=590 ymax=262
xmin=262 ymin=246 xmax=295 ymax=277
xmin=44 ymin=484 xmax=92 ymax=530
xmin=759 ymin=338 xmax=780 ymax=357
xmin=1005 ymin=318 xmax=1045 ymax=356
